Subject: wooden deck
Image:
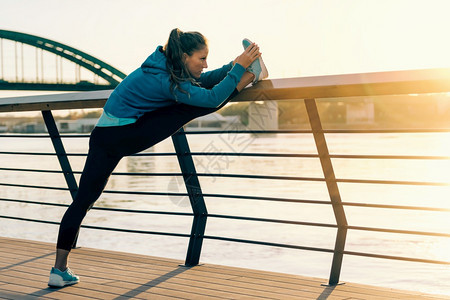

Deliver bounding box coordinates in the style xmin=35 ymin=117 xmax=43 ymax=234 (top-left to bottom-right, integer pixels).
xmin=0 ymin=237 xmax=447 ymax=300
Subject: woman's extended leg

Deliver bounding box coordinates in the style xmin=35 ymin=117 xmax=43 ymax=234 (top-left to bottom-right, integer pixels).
xmin=115 ymin=71 xmax=255 ymax=155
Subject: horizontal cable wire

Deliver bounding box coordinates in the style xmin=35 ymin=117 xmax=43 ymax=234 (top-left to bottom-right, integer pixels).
xmin=0 ymin=134 xmax=50 ymax=138
xmin=0 ymin=182 xmax=69 ymax=191
xmin=2 ymin=181 xmax=447 ymax=211
xmin=1 ymin=196 xmax=447 ymax=219
xmin=347 ymin=225 xmax=450 ymax=237
xmin=340 ymin=201 xmax=450 ymax=212
xmin=190 ymin=152 xmax=450 ymax=160
xmin=322 ymin=128 xmax=450 ymax=134
xmin=1 ymin=178 xmax=448 ymax=209
xmin=336 ymin=178 xmax=450 ymax=186
xmin=196 ymin=173 xmax=450 ymax=186
xmin=343 ymin=250 xmax=450 ymax=265
xmin=182 ymin=129 xmax=450 ymax=134
xmin=103 ymin=189 xmax=189 ymax=197
xmin=0 ymin=151 xmax=57 ymax=156
xmin=1 ymin=129 xmax=449 ymax=138
xmin=0 ymin=198 xmax=193 ymax=216
xmin=203 ymin=235 xmax=334 ymax=253
xmin=4 ymin=197 xmax=446 ymax=236
xmin=330 ymin=154 xmax=450 ymax=160
xmin=0 ymin=167 xmax=183 ymax=177
xmin=0 ymin=151 xmax=178 ymax=157
xmin=202 ymin=193 xmax=331 ymax=205
xmin=190 ymin=152 xmax=319 ymax=158
xmin=0 ymin=182 xmax=321 ymax=203
xmin=2 ymin=214 xmax=447 ymax=265
xmin=0 ymin=215 xmax=189 ymax=237
xmin=207 ymin=214 xmax=337 ymax=228
xmin=208 ymin=213 xmax=449 ymax=237
xmin=183 ymin=130 xmax=313 ymax=135
xmin=0 ymin=167 xmax=64 ymax=174
xmin=2 ymin=150 xmax=450 ymax=160
xmin=196 ymin=173 xmax=325 ymax=182
xmin=59 ymin=135 xmax=89 ymax=138
xmin=203 ymin=235 xmax=449 ymax=264
xmin=0 ymin=182 xmax=187 ymax=197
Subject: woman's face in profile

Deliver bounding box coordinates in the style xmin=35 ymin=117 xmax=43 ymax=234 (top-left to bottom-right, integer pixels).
xmin=184 ymin=46 xmax=208 ymax=79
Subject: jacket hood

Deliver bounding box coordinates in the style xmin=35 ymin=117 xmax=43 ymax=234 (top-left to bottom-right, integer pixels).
xmin=141 ymin=46 xmax=167 ymax=74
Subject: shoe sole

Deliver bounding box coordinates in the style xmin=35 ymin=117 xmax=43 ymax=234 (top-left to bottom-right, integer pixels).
xmin=242 ymin=38 xmax=268 ymax=82
xmin=257 ymin=56 xmax=269 ymax=80
xmin=48 ymin=273 xmax=80 ymax=287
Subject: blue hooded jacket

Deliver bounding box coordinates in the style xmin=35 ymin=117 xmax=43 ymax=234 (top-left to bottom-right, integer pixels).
xmin=99 ymin=46 xmax=245 ymax=125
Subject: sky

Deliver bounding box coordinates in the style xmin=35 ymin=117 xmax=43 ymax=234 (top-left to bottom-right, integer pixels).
xmin=1 ymin=0 xmax=450 ymax=97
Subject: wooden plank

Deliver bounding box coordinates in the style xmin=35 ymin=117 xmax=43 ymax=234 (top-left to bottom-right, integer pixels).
xmin=0 ymin=258 xmax=185 ymax=299
xmin=0 ymin=274 xmax=124 ymax=300
xmin=0 ymin=242 xmax=241 ymax=281
xmin=0 ymin=247 xmax=349 ymax=299
xmin=0 ymin=251 xmax=261 ymax=299
xmin=0 ymin=242 xmax=446 ymax=300
xmin=0 ymin=237 xmax=448 ymax=300
xmin=0 ymin=252 xmax=299 ymax=299
xmin=0 ymin=281 xmax=94 ymax=300
xmin=0 ymin=270 xmax=190 ymax=300
xmin=0 ymin=245 xmax=325 ymax=297
xmin=0 ymin=285 xmax=56 ymax=300
xmin=0 ymin=245 xmax=445 ymax=300
xmin=195 ymin=264 xmax=448 ymax=300
xmin=0 ymin=255 xmax=349 ymax=300
xmin=0 ymin=237 xmax=185 ymax=266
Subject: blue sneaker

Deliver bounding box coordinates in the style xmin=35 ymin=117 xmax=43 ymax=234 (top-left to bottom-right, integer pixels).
xmin=242 ymin=38 xmax=268 ymax=84
xmin=48 ymin=267 xmax=80 ymax=287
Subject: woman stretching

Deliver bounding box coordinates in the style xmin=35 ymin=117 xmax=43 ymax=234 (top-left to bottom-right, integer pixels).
xmin=48 ymin=28 xmax=268 ymax=287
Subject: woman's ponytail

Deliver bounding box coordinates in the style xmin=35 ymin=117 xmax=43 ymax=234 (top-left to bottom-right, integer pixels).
xmin=163 ymin=28 xmax=207 ymax=97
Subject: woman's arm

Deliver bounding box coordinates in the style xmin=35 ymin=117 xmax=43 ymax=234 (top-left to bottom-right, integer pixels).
xmin=175 ymin=63 xmax=246 ymax=108
xmin=198 ymin=62 xmax=233 ymax=89
xmin=174 ymin=43 xmax=260 ymax=108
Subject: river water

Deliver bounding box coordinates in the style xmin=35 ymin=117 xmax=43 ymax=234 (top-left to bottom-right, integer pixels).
xmin=0 ymin=132 xmax=449 ymax=295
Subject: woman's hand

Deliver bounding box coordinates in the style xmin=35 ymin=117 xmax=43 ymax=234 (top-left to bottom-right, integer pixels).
xmin=233 ymin=43 xmax=261 ymax=69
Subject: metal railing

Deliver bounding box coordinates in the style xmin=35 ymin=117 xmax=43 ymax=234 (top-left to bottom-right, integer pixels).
xmin=1 ymin=67 xmax=450 ymax=286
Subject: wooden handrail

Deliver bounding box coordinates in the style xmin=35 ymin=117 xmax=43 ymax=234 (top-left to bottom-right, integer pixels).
xmin=0 ymin=90 xmax=111 ymax=112
xmin=1 ymin=67 xmax=450 ymax=112
xmin=233 ymin=67 xmax=450 ymax=102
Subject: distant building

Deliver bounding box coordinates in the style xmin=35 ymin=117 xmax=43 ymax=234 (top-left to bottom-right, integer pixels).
xmin=57 ymin=120 xmax=79 ymax=133
xmin=185 ymin=113 xmax=240 ymax=131
xmin=57 ymin=118 xmax=98 ymax=133
xmin=346 ymin=99 xmax=375 ymax=125
xmin=248 ymin=100 xmax=278 ymax=130
xmin=12 ymin=122 xmax=46 ymax=133
xmin=77 ymin=118 xmax=98 ymax=133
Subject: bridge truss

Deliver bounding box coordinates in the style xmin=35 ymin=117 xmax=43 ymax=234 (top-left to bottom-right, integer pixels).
xmin=0 ymin=29 xmax=126 ymax=91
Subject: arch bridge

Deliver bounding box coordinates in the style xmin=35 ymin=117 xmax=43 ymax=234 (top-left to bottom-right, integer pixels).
xmin=0 ymin=29 xmax=126 ymax=91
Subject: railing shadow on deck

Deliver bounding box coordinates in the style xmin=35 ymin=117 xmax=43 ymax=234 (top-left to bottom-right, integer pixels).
xmin=0 ymin=67 xmax=449 ymax=287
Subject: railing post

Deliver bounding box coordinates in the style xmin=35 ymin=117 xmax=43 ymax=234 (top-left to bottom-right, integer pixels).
xmin=42 ymin=110 xmax=79 ymax=247
xmin=171 ymin=127 xmax=208 ymax=267
xmin=304 ymin=99 xmax=348 ymax=285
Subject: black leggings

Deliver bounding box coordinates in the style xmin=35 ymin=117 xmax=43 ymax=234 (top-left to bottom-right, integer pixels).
xmin=56 ymin=93 xmax=235 ymax=251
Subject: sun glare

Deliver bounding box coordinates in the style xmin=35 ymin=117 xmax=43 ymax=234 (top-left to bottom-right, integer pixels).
xmin=430 ymin=234 xmax=450 ymax=262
